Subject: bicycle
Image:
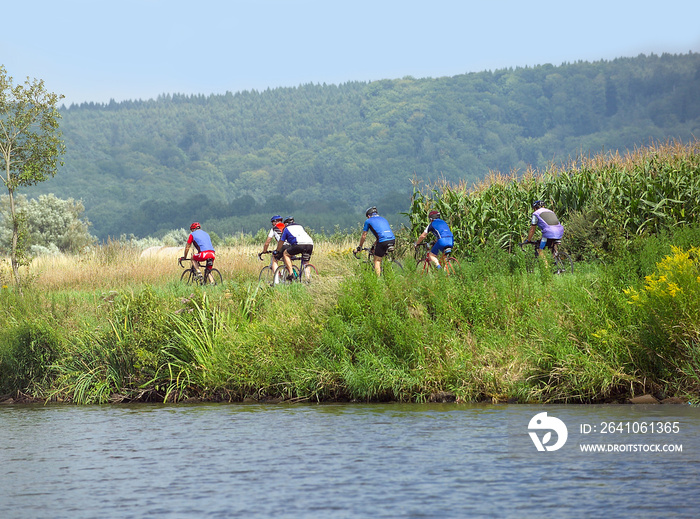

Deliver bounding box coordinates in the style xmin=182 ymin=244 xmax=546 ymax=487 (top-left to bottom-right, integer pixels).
xmin=353 ymin=244 xmax=404 ymax=272
xmin=178 ymin=257 xmax=223 ymax=285
xmin=519 ymin=240 xmax=574 ymax=274
xmin=257 ymin=251 xmax=283 ymax=286
xmin=415 ymin=242 xmax=458 ymax=274
xmin=273 ymin=253 xmax=318 ymax=285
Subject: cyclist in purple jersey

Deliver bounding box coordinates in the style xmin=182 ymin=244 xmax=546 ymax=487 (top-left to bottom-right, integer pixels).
xmin=356 ymin=206 xmax=396 ymax=276
xmin=414 ymin=210 xmax=454 ymax=270
xmin=526 ymin=200 xmax=564 ymax=256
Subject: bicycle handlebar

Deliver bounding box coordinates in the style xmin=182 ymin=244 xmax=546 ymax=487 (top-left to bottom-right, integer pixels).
xmin=353 ymin=247 xmax=373 ymax=259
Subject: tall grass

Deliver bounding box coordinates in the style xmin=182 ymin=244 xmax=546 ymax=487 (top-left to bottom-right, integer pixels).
xmin=2 ymin=234 xmax=697 ymax=405
xmin=1 ymin=141 xmax=699 ymax=404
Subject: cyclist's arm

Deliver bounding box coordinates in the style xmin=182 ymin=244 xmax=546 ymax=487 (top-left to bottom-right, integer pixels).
xmin=526 ymin=224 xmax=537 ymax=242
xmin=415 ymin=231 xmax=429 ymax=246
xmin=357 ymin=230 xmax=368 ymax=250
xmin=262 ymin=236 xmax=273 ymax=252
xmin=275 ymin=230 xmax=288 ymax=254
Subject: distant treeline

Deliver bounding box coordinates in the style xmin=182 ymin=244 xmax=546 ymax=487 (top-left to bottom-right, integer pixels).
xmin=23 ymin=52 xmax=700 ymax=240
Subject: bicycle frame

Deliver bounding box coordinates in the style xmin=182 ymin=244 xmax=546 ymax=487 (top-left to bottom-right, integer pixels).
xmin=353 ymin=246 xmax=403 ymax=271
xmin=415 ymin=242 xmax=457 ymax=273
xmin=274 ymin=253 xmax=317 ymax=284
xmin=518 ymin=240 xmax=573 ymax=274
xmin=178 ymin=257 xmax=222 ymax=285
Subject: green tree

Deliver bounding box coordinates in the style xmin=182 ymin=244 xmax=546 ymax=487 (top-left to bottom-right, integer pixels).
xmin=1 ymin=194 xmax=95 ymax=254
xmin=0 ymin=66 xmax=65 ymax=287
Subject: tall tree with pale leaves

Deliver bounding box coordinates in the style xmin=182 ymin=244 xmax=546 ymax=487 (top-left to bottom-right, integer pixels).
xmin=0 ymin=65 xmax=65 ymax=288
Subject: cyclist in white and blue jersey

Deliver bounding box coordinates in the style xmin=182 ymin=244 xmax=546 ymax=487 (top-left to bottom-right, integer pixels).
xmin=414 ymin=210 xmax=454 ymax=270
xmin=275 ymin=216 xmax=314 ymax=281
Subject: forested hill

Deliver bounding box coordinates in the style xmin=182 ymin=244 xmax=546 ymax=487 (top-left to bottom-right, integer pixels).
xmin=25 ymin=52 xmax=700 ymax=240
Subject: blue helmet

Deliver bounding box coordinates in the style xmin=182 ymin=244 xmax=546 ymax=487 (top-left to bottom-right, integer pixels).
xmin=532 ymin=200 xmax=544 ymax=209
xmin=270 ymin=215 xmax=282 ymax=223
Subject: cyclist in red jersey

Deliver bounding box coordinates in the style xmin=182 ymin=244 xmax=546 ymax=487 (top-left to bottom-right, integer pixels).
xmin=180 ymin=222 xmax=216 ymax=282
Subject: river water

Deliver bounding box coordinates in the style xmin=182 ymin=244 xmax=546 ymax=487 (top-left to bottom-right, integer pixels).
xmin=1 ymin=402 xmax=698 ymax=518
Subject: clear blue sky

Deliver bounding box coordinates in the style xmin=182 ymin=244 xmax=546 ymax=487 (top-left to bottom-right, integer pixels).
xmin=3 ymin=0 xmax=700 ymax=107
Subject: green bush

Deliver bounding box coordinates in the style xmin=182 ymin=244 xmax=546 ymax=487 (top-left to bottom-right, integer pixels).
xmin=0 ymin=318 xmax=62 ymax=395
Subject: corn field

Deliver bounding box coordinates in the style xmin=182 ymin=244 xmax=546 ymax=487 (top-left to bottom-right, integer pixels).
xmin=408 ymin=139 xmax=700 ymax=255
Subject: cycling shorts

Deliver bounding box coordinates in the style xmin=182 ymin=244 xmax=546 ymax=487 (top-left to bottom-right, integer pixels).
xmin=193 ymin=251 xmax=215 ymax=263
xmin=539 ymin=238 xmax=560 ymax=250
xmin=431 ymin=237 xmax=454 ymax=256
xmin=373 ymin=239 xmax=396 ymax=258
xmin=287 ymin=244 xmax=313 ymax=263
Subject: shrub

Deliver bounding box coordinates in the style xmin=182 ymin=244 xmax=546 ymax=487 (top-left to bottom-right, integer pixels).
xmin=0 ymin=318 xmax=62 ymax=395
xmin=624 ymin=246 xmax=700 ymax=388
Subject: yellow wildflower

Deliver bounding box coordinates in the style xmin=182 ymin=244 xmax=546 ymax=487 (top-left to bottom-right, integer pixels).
xmin=666 ymin=282 xmax=682 ymax=297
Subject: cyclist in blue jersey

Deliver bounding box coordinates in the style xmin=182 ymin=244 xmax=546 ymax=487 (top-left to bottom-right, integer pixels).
xmin=356 ymin=206 xmax=396 ymax=276
xmin=414 ymin=210 xmax=454 ymax=270
xmin=180 ymin=222 xmax=216 ymax=283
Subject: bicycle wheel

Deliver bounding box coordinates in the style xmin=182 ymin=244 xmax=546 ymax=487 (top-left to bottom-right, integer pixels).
xmin=205 ymin=268 xmax=223 ymax=285
xmin=443 ymin=256 xmax=459 ymax=275
xmin=300 ymin=263 xmax=318 ymax=283
xmin=180 ymin=268 xmax=196 ymax=284
xmin=553 ymin=250 xmax=574 ymax=274
xmin=389 ymin=258 xmax=403 ymax=270
xmin=384 ymin=258 xmax=403 ymax=272
xmin=274 ymin=265 xmax=300 ymax=285
xmin=259 ymin=265 xmax=274 ymax=285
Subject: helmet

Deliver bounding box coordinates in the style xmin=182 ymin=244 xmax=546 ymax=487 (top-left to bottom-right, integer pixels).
xmin=190 ymin=222 xmax=201 ymax=231
xmin=428 ymin=210 xmax=440 ymax=220
xmin=283 ymin=216 xmax=294 ymax=224
xmin=532 ymin=200 xmax=544 ymax=209
xmin=365 ymin=206 xmax=378 ymax=218
xmin=270 ymin=215 xmax=282 ymax=223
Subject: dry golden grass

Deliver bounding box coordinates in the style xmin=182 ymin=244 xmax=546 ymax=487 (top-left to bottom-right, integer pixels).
xmin=25 ymin=237 xmax=360 ymax=292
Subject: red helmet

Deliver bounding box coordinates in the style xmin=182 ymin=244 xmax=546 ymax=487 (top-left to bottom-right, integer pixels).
xmin=428 ymin=210 xmax=440 ymax=219
xmin=190 ymin=222 xmax=200 ymax=231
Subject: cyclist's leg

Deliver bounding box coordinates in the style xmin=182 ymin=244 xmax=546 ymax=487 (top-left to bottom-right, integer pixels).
xmin=427 ymin=251 xmax=441 ymax=268
xmin=372 ymin=256 xmax=382 ymax=276
xmin=430 ymin=238 xmax=451 ymax=269
xmin=373 ymin=240 xmax=393 ymax=276
xmin=549 ymin=239 xmax=560 ymax=256
xmin=282 ymin=249 xmax=295 ymax=279
xmin=204 ymin=257 xmax=215 ymax=284
xmin=270 ymin=255 xmax=281 ymax=284
xmin=536 ymin=238 xmax=550 ymax=262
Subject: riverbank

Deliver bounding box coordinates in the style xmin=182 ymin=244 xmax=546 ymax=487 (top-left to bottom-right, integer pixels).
xmin=1 ymin=230 xmax=699 ymax=405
